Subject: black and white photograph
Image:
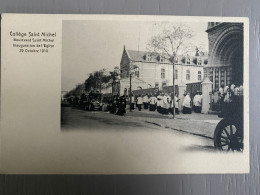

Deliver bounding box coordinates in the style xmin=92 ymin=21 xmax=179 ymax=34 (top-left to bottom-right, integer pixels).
xmin=1 ymin=14 xmax=249 ymax=174
xmin=61 ymin=20 xmax=245 ymax=153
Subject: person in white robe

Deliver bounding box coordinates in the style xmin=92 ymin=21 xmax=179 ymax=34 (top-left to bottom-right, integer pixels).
xmin=171 ymin=93 xmax=180 ymax=114
xmin=143 ymin=94 xmax=149 ymax=109
xmin=149 ymin=94 xmax=157 ymax=111
xmin=162 ymin=93 xmax=170 ymax=114
xmin=193 ymin=91 xmax=202 ymax=113
xmin=130 ymin=94 xmax=135 ymax=110
xmin=136 ymin=95 xmax=143 ymax=111
xmin=182 ymin=93 xmax=191 ymax=114
xmin=156 ymin=93 xmax=163 ymax=114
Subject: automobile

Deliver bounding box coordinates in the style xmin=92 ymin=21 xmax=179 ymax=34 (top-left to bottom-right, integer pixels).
xmin=214 ymin=90 xmax=243 ymax=151
xmin=84 ymin=91 xmax=103 ymax=111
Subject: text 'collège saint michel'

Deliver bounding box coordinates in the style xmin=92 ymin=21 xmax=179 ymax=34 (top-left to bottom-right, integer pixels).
xmin=10 ymin=31 xmax=56 ymax=52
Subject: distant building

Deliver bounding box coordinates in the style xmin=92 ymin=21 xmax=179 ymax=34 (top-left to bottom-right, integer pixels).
xmin=120 ymin=46 xmax=208 ymax=91
xmin=205 ymin=22 xmax=243 ymax=91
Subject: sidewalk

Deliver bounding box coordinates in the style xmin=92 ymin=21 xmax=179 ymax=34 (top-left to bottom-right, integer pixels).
xmin=126 ymin=109 xmax=221 ymax=139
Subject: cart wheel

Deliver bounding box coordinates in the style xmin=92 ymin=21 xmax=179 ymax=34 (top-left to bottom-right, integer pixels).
xmin=214 ymin=118 xmax=243 ymax=151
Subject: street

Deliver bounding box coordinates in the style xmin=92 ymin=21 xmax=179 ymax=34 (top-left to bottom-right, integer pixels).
xmin=57 ymin=106 xmax=246 ymax=174
xmin=61 ymin=106 xmax=221 ymax=152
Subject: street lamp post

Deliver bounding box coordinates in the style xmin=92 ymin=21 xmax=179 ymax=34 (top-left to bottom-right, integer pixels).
xmin=129 ymin=71 xmax=133 ymax=112
xmin=129 ymin=67 xmax=136 ymax=112
xmin=172 ymin=62 xmax=175 ymax=119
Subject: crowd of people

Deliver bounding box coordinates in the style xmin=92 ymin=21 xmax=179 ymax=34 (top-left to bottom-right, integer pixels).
xmin=64 ymin=83 xmax=243 ymax=118
xmin=106 ymin=91 xmax=203 ymax=116
xmin=217 ymin=84 xmax=244 ymax=103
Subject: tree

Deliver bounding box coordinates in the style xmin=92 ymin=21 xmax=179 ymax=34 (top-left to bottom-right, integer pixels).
xmin=147 ymin=23 xmax=194 ymax=118
xmin=85 ymin=69 xmax=114 ymax=93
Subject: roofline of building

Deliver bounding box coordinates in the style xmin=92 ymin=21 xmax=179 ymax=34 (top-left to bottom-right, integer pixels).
xmin=130 ymin=59 xmax=205 ymax=67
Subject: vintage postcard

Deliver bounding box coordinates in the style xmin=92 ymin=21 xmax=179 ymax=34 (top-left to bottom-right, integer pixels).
xmin=1 ymin=14 xmax=249 ymax=174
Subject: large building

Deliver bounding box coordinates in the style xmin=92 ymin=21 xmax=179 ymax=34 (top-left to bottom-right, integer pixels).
xmin=205 ymin=22 xmax=244 ymax=91
xmin=120 ymin=46 xmax=208 ymax=91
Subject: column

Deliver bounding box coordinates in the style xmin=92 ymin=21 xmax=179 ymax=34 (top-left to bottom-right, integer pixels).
xmin=201 ymin=77 xmax=213 ymax=114
xmin=224 ymin=68 xmax=227 ymax=86
xmin=213 ymin=68 xmax=215 ymax=91
xmin=218 ymin=68 xmax=221 ymax=90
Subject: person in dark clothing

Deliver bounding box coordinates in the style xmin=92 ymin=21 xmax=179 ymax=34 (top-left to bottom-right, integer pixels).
xmin=117 ymin=96 xmax=126 ymax=116
xmin=110 ymin=95 xmax=117 ymax=114
xmin=72 ymin=96 xmax=79 ymax=108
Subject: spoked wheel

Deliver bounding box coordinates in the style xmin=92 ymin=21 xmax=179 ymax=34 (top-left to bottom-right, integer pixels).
xmin=214 ymin=118 xmax=243 ymax=151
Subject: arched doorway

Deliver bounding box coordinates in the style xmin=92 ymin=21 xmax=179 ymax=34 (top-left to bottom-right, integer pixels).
xmin=209 ymin=24 xmax=243 ymax=90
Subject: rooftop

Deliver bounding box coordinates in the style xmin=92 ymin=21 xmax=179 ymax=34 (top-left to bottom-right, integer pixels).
xmin=126 ymin=49 xmax=208 ymax=65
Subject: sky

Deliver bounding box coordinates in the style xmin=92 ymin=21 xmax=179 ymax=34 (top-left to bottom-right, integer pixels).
xmin=62 ymin=20 xmax=208 ymax=92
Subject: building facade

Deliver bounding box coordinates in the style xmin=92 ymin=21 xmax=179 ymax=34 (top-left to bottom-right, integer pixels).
xmin=205 ymin=22 xmax=244 ymax=91
xmin=120 ymin=46 xmax=207 ymax=91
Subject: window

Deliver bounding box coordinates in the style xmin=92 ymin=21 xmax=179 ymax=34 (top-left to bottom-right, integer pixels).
xmin=135 ymin=67 xmax=139 ymax=78
xmin=175 ymin=57 xmax=178 ymax=63
xmin=175 ymin=69 xmax=178 ymax=80
xmin=146 ymin=54 xmax=151 ymax=61
xmin=160 ymin=56 xmax=165 ymax=63
xmin=161 ymin=68 xmax=165 ymax=79
xmin=198 ymin=71 xmax=202 ymax=81
xmin=186 ymin=70 xmax=190 ymax=80
xmin=155 ymin=82 xmax=159 ymax=88
xmin=198 ymin=59 xmax=202 ymax=65
xmin=162 ymin=82 xmax=167 ymax=88
xmin=186 ymin=58 xmax=190 ymax=64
